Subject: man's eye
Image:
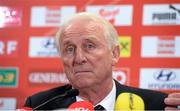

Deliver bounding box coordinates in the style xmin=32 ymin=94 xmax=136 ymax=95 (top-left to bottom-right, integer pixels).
xmin=65 ymin=46 xmax=75 ymax=54
xmin=86 ymin=43 xmax=95 ymax=49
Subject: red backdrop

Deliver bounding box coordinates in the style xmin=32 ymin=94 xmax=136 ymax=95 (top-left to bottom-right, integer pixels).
xmin=0 ymin=0 xmax=180 ymax=109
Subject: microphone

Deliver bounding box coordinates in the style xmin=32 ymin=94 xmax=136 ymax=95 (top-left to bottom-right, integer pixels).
xmin=33 ymin=89 xmax=79 ymax=110
xmin=16 ymin=107 xmax=32 ymax=111
xmin=115 ymin=92 xmax=145 ymax=110
xmin=68 ymin=101 xmax=94 ymax=111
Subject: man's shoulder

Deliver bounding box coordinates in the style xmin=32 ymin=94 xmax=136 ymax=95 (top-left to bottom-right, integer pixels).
xmin=115 ymin=80 xmax=168 ymax=110
xmin=24 ymin=84 xmax=72 ymax=108
xmin=30 ymin=84 xmax=72 ymax=99
xmin=115 ymin=80 xmax=167 ymax=96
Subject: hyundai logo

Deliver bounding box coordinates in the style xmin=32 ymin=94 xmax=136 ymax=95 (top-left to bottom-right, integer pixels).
xmin=154 ymin=69 xmax=176 ymax=82
xmin=42 ymin=38 xmax=56 ymax=49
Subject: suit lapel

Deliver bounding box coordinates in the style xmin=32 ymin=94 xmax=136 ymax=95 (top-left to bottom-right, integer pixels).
xmin=53 ymin=96 xmax=76 ymax=109
xmin=115 ymin=80 xmax=132 ymax=99
xmin=45 ymin=85 xmax=77 ymax=110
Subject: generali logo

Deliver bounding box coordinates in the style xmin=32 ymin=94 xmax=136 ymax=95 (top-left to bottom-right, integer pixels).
xmin=0 ymin=38 xmax=19 ymax=58
xmin=28 ymin=71 xmax=69 ymax=86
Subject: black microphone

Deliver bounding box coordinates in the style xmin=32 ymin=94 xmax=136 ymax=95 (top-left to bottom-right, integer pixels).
xmin=33 ymin=89 xmax=79 ymax=110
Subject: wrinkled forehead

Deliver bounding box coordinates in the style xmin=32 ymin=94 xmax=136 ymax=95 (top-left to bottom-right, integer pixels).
xmin=61 ymin=17 xmax=105 ymax=40
xmin=65 ymin=15 xmax=102 ymax=28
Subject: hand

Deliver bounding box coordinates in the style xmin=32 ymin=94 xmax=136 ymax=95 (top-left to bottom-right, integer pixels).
xmin=164 ymin=93 xmax=180 ymax=111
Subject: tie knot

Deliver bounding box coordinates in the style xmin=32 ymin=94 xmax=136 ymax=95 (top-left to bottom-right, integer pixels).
xmin=94 ymin=105 xmax=106 ymax=111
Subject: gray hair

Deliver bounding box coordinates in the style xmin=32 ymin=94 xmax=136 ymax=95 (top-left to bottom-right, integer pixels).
xmin=55 ymin=12 xmax=119 ymax=53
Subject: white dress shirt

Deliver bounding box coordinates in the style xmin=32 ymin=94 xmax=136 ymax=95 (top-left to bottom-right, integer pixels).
xmin=76 ymin=80 xmax=116 ymax=110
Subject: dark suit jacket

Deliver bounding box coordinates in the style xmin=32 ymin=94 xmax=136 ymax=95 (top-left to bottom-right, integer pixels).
xmin=24 ymin=80 xmax=168 ymax=110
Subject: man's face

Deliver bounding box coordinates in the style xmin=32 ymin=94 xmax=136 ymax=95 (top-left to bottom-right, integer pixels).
xmin=60 ymin=19 xmax=115 ymax=89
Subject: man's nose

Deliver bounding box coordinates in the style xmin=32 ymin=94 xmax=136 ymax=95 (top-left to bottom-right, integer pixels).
xmin=73 ymin=48 xmax=87 ymax=65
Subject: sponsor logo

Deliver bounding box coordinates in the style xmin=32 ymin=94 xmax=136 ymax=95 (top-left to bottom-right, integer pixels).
xmin=45 ymin=7 xmax=61 ymax=24
xmin=86 ymin=5 xmax=133 ymax=26
xmin=118 ymin=36 xmax=131 ymax=57
xmin=0 ymin=68 xmax=18 ymax=87
xmin=140 ymin=68 xmax=180 ymax=90
xmin=31 ymin=6 xmax=76 ymax=27
xmin=29 ymin=71 xmax=69 ymax=85
xmin=143 ymin=4 xmax=180 ymax=25
xmin=154 ymin=69 xmax=176 ymax=82
xmin=113 ymin=68 xmax=129 ymax=85
xmin=157 ymin=36 xmax=175 ymax=55
xmin=29 ymin=37 xmax=59 ymax=57
xmin=141 ymin=36 xmax=180 ymax=57
xmin=99 ymin=7 xmax=119 ymax=24
xmin=41 ymin=37 xmax=56 ymax=49
xmin=0 ymin=98 xmax=16 ymax=110
xmin=0 ymin=7 xmax=22 ymax=28
xmin=0 ymin=38 xmax=19 ymax=57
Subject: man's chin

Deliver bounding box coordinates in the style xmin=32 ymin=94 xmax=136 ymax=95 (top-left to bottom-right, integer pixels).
xmin=72 ymin=80 xmax=93 ymax=89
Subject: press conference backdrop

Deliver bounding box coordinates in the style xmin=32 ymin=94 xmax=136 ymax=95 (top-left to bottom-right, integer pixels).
xmin=0 ymin=0 xmax=180 ymax=109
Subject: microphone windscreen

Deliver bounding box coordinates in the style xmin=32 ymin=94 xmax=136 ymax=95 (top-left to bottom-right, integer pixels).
xmin=115 ymin=93 xmax=145 ymax=110
xmin=68 ymin=101 xmax=94 ymax=111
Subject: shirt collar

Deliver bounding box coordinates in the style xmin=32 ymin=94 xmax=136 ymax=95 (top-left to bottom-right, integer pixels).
xmin=76 ymin=80 xmax=116 ymax=110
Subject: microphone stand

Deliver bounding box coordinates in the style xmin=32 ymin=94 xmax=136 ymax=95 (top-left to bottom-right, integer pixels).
xmin=33 ymin=89 xmax=79 ymax=110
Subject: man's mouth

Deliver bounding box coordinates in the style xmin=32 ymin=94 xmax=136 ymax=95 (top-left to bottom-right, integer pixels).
xmin=74 ymin=70 xmax=91 ymax=74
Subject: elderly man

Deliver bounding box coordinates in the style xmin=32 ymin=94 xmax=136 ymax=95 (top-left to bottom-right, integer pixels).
xmin=24 ymin=12 xmax=180 ymax=110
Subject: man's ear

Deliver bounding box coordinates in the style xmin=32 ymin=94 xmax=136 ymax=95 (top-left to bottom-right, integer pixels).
xmin=111 ymin=45 xmax=120 ymax=66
